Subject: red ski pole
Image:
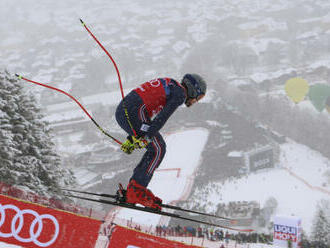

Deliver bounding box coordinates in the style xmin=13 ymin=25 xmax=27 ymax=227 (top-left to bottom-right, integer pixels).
xmin=15 ymin=74 xmax=122 ymax=145
xmin=80 ymin=18 xmax=137 ymax=137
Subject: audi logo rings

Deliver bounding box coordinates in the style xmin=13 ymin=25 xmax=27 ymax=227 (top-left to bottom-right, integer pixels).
xmin=0 ymin=204 xmax=60 ymax=247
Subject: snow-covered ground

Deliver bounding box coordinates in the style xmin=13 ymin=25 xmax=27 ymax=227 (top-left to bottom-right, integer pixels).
xmin=0 ymin=242 xmax=19 ymax=248
xmin=191 ymin=139 xmax=330 ymax=234
xmin=281 ymin=141 xmax=330 ymax=189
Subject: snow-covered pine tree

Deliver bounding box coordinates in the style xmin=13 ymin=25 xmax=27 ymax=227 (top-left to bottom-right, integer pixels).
xmin=0 ymin=70 xmax=75 ymax=197
xmin=311 ymin=199 xmax=330 ymax=247
xmin=0 ymin=71 xmax=19 ymax=176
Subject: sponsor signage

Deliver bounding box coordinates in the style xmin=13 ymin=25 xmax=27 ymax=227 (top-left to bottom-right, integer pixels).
xmin=248 ymin=146 xmax=274 ymax=172
xmin=0 ymin=194 xmax=102 ymax=248
xmin=273 ymin=216 xmax=302 ymax=248
xmin=108 ymin=225 xmax=199 ymax=248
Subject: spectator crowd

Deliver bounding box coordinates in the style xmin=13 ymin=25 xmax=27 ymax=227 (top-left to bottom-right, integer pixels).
xmin=216 ymin=201 xmax=260 ymax=218
xmin=155 ymin=225 xmax=272 ymax=244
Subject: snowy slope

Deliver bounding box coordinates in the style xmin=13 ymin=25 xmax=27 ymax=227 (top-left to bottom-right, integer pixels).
xmin=192 ymin=139 xmax=330 ymax=234
xmin=281 ymin=141 xmax=330 ymax=188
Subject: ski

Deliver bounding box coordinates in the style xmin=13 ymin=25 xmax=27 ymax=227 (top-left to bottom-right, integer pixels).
xmin=62 ymin=188 xmax=117 ymax=199
xmin=61 ymin=188 xmax=236 ymax=223
xmin=65 ymin=193 xmax=254 ymax=232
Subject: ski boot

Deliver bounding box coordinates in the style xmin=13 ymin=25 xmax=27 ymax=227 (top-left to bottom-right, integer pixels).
xmin=125 ymin=180 xmax=162 ymax=211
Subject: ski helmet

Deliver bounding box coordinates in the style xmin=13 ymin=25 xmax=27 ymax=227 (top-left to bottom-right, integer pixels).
xmin=182 ymin=73 xmax=207 ymax=99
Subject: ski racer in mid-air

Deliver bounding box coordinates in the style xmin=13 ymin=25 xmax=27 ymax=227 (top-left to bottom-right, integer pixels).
xmin=115 ymin=74 xmax=206 ymax=210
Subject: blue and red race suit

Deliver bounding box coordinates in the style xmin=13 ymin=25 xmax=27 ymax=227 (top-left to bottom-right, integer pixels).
xmin=115 ymin=78 xmax=186 ymax=187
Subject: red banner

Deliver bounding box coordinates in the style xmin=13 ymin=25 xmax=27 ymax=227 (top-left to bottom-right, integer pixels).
xmin=0 ymin=194 xmax=102 ymax=248
xmin=108 ymin=225 xmax=199 ymax=248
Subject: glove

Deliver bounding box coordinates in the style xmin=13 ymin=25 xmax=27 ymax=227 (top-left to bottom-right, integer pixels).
xmin=121 ymin=135 xmax=149 ymax=154
xmin=121 ymin=136 xmax=135 ymax=154
xmin=132 ymin=136 xmax=148 ymax=149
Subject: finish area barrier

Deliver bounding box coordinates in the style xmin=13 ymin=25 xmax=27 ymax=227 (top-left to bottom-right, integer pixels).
xmin=0 ymin=194 xmax=102 ymax=248
xmin=108 ymin=225 xmax=200 ymax=248
xmin=0 ymin=193 xmax=200 ymax=248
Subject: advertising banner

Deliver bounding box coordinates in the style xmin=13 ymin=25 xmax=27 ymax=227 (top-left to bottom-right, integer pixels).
xmin=108 ymin=225 xmax=199 ymax=248
xmin=0 ymin=194 xmax=102 ymax=248
xmin=248 ymin=147 xmax=274 ymax=172
xmin=273 ymin=215 xmax=302 ymax=248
